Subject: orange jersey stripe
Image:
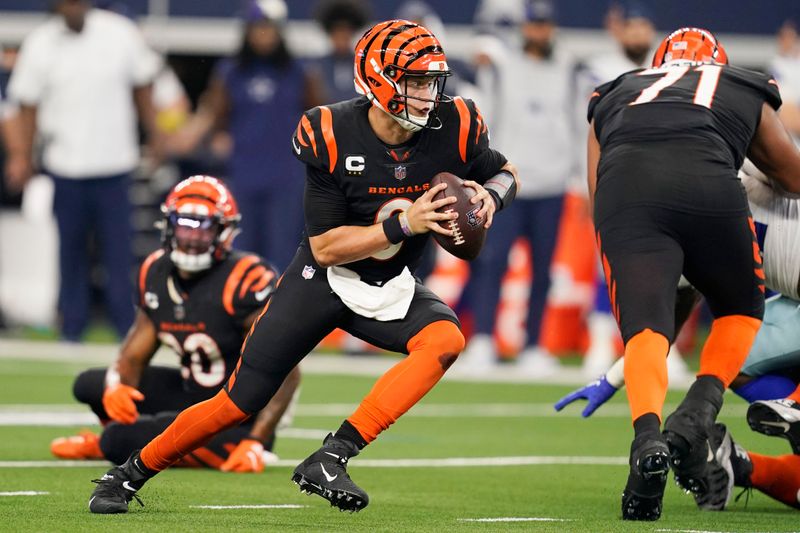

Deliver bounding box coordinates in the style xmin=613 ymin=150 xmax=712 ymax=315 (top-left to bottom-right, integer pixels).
xmin=138 ymin=250 xmax=165 ymax=305
xmin=238 ymin=265 xmax=271 ymax=299
xmin=223 ymin=255 xmax=260 ymax=316
xmin=248 ymin=273 xmax=272 ymax=294
xmin=301 ymin=115 xmax=317 ymax=157
xmin=295 ymin=123 xmax=308 ymax=147
xmin=236 ymin=272 xmax=285 ymax=364
xmin=225 ymin=355 xmax=244 ymax=392
xmin=319 ymin=106 xmax=338 ymax=173
xmin=453 ymin=97 xmax=470 ymax=163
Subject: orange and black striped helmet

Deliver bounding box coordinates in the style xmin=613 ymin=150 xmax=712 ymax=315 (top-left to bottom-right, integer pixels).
xmin=652 ymin=27 xmax=728 ymax=67
xmin=354 ymin=19 xmax=451 ymax=131
xmin=160 ymin=176 xmax=241 ymax=272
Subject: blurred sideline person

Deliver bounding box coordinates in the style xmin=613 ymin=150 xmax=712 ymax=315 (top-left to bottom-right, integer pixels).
xmin=586 ymin=27 xmax=800 ymax=520
xmin=87 ymin=19 xmax=519 ymax=514
xmin=556 ymin=167 xmax=800 ymax=511
xmin=769 ymin=20 xmax=800 ymax=142
xmin=168 ymin=0 xmax=324 ymax=272
xmin=5 ymin=0 xmax=161 ymax=341
xmin=311 ymin=0 xmax=369 ymax=104
xmin=460 ymin=0 xmax=576 ymax=375
xmin=53 ymin=176 xmax=300 ymax=473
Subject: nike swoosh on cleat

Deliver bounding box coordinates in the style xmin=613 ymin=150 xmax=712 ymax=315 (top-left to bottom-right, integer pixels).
xmin=324 ymin=452 xmax=340 ymax=459
xmin=88 ymin=496 xmax=96 ymax=509
xmin=122 ymin=481 xmax=137 ymax=492
xmin=320 ymin=464 xmax=338 ymax=482
xmin=706 ymin=441 xmax=714 ymax=462
xmin=762 ymin=420 xmax=791 ymax=432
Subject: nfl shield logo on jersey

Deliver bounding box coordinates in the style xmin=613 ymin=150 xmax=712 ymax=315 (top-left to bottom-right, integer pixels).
xmin=394 ymin=165 xmax=407 ymax=181
xmin=302 ymin=265 xmax=316 ymax=280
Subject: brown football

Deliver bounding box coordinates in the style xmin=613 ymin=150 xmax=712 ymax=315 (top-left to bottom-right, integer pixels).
xmin=430 ymin=172 xmax=487 ymax=261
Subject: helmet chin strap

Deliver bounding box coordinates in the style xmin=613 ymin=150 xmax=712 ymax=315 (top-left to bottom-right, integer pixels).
xmin=389 ymin=109 xmax=426 ymax=132
xmin=171 ymin=249 xmax=213 ymax=273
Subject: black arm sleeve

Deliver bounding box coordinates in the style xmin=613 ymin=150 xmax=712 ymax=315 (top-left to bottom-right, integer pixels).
xmin=303 ymin=166 xmax=347 ymax=237
xmin=467 ymin=147 xmax=508 ymax=183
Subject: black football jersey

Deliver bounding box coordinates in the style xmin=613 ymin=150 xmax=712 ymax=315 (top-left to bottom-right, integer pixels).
xmin=588 ymin=63 xmax=782 ymax=170
xmin=137 ymin=250 xmax=277 ymax=393
xmin=292 ymin=96 xmax=507 ymax=283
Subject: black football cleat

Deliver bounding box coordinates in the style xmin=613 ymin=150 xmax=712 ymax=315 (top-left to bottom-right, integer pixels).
xmin=621 ymin=435 xmax=670 ymax=521
xmin=88 ymin=451 xmax=151 ymax=514
xmin=663 ymin=409 xmax=729 ymax=510
xmin=747 ymin=399 xmax=800 ymax=454
xmin=695 ymin=423 xmax=736 ymax=510
xmin=292 ymin=434 xmax=368 ymax=512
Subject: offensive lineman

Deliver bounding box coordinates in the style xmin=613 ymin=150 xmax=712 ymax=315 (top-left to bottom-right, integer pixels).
xmin=586 ymin=28 xmax=800 ymax=520
xmin=556 ymin=168 xmax=800 ymax=511
xmin=87 ymin=19 xmax=519 ymax=513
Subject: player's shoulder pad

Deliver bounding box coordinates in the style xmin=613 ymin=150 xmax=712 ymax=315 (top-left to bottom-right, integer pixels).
xmin=137 ymin=249 xmax=167 ymax=305
xmin=292 ymin=102 xmax=348 ymax=174
xmin=445 ymin=96 xmax=490 ymax=163
xmin=587 ymin=70 xmax=637 ymax=123
xmin=724 ymin=65 xmax=782 ymax=111
xmin=222 ymin=251 xmax=278 ymax=316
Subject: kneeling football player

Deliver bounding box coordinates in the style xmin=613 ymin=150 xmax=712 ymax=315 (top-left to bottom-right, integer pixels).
xmin=53 ymin=175 xmax=300 ymax=473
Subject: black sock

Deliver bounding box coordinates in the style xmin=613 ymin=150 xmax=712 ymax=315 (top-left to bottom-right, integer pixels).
xmin=333 ymin=420 xmax=368 ymax=450
xmin=130 ymin=451 xmax=158 ymax=479
xmin=684 ymin=375 xmax=724 ymax=415
xmin=633 ymin=413 xmax=661 ymax=438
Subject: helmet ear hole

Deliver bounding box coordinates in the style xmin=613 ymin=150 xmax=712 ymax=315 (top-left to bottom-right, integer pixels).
xmin=384 ymin=66 xmax=397 ymax=79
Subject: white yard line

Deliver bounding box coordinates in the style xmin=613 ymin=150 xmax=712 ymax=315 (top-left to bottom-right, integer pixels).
xmin=656 ymin=530 xmax=737 ymax=533
xmin=0 ymin=491 xmax=50 ymax=496
xmin=0 ymin=455 xmax=627 ymax=469
xmin=0 ymin=460 xmax=108 ymax=468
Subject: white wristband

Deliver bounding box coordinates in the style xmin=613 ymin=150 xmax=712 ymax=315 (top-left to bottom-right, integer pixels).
xmin=399 ymin=211 xmax=414 ymax=237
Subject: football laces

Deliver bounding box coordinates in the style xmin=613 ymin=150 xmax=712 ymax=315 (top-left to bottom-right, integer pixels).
xmin=445 ymin=209 xmax=465 ymax=245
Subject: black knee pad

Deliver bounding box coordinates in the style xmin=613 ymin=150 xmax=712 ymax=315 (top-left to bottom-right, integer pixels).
xmin=99 ymin=423 xmax=135 ymax=465
xmin=72 ymin=368 xmax=105 ymax=406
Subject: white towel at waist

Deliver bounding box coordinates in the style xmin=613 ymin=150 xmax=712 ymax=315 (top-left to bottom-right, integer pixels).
xmin=327 ymin=265 xmax=416 ymax=321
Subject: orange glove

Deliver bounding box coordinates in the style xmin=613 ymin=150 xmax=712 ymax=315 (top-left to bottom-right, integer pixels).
xmin=102 ymin=384 xmax=144 ymax=424
xmin=220 ymin=439 xmax=264 ymax=473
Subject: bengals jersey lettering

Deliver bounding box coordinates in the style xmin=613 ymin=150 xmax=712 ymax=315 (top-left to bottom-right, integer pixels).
xmin=136 ymin=250 xmax=277 ymax=393
xmin=588 ymin=64 xmax=782 ymax=170
xmin=292 ymin=96 xmax=507 ymax=283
